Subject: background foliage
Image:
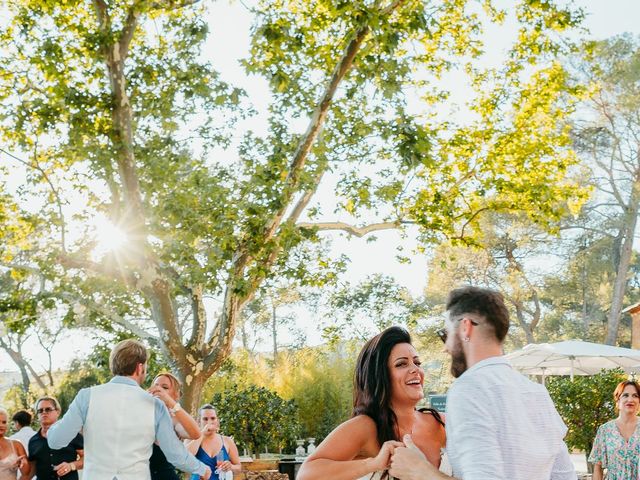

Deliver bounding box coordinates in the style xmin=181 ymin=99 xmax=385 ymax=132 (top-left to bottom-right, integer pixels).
xmin=211 ymin=384 xmax=301 ymax=457
xmin=1 ymin=0 xmax=640 ymax=464
xmin=547 ymin=368 xmax=627 ymax=464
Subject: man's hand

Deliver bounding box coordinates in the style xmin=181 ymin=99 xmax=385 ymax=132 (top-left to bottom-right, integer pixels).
xmin=53 ymin=461 xmax=75 ymax=477
xmin=390 ymin=434 xmax=441 ymax=480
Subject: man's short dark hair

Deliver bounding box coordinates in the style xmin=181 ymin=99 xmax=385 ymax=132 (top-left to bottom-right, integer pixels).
xmin=446 ymin=286 xmax=510 ymax=342
xmin=11 ymin=409 xmax=32 ymax=427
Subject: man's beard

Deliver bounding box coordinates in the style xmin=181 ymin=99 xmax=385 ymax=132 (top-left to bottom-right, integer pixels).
xmin=450 ymin=335 xmax=468 ymax=378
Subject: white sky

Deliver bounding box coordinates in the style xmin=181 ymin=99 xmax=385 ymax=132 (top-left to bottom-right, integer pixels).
xmin=2 ymin=0 xmax=640 ymax=372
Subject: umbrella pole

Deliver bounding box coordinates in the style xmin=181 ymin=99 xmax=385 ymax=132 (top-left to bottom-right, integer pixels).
xmin=570 ymin=356 xmax=575 ymax=381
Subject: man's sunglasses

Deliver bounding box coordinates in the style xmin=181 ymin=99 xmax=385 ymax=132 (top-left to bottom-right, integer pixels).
xmin=436 ymin=317 xmax=479 ymax=343
xmin=37 ymin=407 xmax=56 ymax=414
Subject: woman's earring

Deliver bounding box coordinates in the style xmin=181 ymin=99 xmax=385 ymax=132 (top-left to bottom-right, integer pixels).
xmin=463 ymin=336 xmax=470 ymax=342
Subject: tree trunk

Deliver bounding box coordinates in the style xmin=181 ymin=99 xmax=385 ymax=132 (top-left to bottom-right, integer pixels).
xmin=179 ymin=368 xmax=209 ymax=415
xmin=81 ymin=0 xmax=381 ymax=416
xmin=271 ymin=303 xmax=278 ymax=360
xmin=175 ymin=284 xmax=240 ymax=413
xmin=605 ymin=193 xmax=639 ymax=344
xmin=45 ymin=349 xmax=55 ymax=387
xmin=240 ymin=320 xmax=250 ymax=351
xmin=513 ymin=301 xmax=535 ymax=344
xmin=9 ymin=351 xmax=31 ymax=392
xmin=1 ymin=342 xmax=47 ymax=391
xmin=581 ymin=247 xmax=589 ymax=331
xmin=503 ymin=241 xmax=539 ymax=343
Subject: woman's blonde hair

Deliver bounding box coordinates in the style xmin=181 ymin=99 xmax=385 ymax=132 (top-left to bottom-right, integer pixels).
xmin=153 ymin=372 xmax=182 ymax=397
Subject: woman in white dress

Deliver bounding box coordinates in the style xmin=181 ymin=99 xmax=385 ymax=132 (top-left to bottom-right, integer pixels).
xmin=297 ymin=326 xmax=448 ymax=480
xmin=0 ymin=408 xmax=29 ymax=480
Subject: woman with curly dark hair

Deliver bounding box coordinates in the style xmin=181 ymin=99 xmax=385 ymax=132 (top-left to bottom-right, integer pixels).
xmin=298 ymin=326 xmax=448 ymax=480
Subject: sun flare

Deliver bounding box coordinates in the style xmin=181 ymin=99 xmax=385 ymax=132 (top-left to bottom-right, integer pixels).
xmin=91 ymin=216 xmax=128 ymax=258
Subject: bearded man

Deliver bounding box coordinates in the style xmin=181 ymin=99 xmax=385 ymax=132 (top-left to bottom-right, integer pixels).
xmin=390 ymin=286 xmax=576 ymax=480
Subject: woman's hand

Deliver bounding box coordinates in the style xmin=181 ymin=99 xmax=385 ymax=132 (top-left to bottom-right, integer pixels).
xmin=200 ymin=423 xmax=215 ymax=435
xmin=367 ymin=440 xmax=404 ymax=473
xmin=217 ymin=460 xmax=233 ymax=471
xmin=592 ymin=463 xmax=603 ymax=480
xmin=11 ymin=455 xmax=25 ymax=470
xmin=148 ymin=385 xmax=174 ymax=408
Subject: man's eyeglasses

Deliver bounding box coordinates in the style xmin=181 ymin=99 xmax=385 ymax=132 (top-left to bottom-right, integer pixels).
xmin=436 ymin=328 xmax=448 ymax=343
xmin=37 ymin=407 xmax=56 ymax=414
xmin=437 ymin=317 xmax=479 ymax=343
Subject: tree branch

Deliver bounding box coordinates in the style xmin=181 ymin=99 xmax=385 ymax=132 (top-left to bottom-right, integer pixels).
xmin=0 ymin=147 xmax=68 ymax=252
xmin=150 ymin=0 xmax=201 ymax=10
xmin=296 ymin=220 xmax=404 ymax=237
xmin=260 ymin=20 xmax=373 ymax=244
xmin=448 ymin=207 xmax=491 ymax=241
xmin=92 ymin=0 xmax=110 ymax=33
xmin=284 ymin=170 xmax=326 ymax=225
xmin=559 ymin=225 xmax=615 ymax=238
xmin=228 ymin=14 xmax=381 ymax=298
xmin=58 ymin=254 xmax=137 ymax=288
xmin=118 ymin=6 xmax=140 ymax=61
xmin=59 ymin=292 xmax=158 ymax=340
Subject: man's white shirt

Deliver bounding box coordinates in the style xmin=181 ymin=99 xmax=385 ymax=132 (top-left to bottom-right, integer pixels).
xmin=9 ymin=426 xmax=36 ymax=451
xmin=445 ymin=356 xmax=576 ymax=480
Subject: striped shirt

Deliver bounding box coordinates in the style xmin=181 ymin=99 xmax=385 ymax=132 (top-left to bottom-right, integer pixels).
xmin=446 ymin=356 xmax=576 ymax=480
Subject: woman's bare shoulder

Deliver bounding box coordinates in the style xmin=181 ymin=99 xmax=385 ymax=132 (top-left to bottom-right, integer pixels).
xmin=344 ymin=414 xmax=377 ymax=430
xmin=414 ymin=409 xmax=446 ymax=440
xmin=417 ymin=409 xmax=445 ymax=425
xmin=322 ymin=415 xmax=377 ymax=441
xmin=308 ymin=415 xmax=378 ymax=461
xmin=222 ymin=434 xmax=236 ymax=444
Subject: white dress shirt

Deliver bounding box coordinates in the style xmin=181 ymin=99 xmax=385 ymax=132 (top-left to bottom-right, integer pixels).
xmin=446 ymin=356 xmax=576 ymax=480
xmin=9 ymin=426 xmax=36 ymax=451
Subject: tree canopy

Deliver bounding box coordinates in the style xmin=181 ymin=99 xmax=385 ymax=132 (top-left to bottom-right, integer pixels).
xmin=0 ymin=0 xmax=587 ymax=409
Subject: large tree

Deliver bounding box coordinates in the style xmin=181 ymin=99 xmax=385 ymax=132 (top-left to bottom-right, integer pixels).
xmin=425 ymin=212 xmax=560 ymax=346
xmin=0 ymin=190 xmax=54 ymax=393
xmin=571 ymin=34 xmax=640 ymax=344
xmin=0 ymin=0 xmax=585 ymax=410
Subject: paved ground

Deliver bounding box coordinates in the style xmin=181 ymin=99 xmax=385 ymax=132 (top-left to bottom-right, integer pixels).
xmin=571 ymin=452 xmax=588 ymax=473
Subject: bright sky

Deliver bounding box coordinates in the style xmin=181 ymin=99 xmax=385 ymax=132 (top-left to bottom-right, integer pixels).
xmin=2 ymin=0 xmax=640 ymax=373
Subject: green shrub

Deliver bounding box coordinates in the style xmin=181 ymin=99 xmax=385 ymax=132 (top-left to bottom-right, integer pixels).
xmin=547 ymin=368 xmax=626 ymax=460
xmin=211 ymin=385 xmax=301 ymax=457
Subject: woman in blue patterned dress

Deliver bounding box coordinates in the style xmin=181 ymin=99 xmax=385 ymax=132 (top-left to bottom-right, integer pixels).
xmin=589 ymin=380 xmax=640 ymax=480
